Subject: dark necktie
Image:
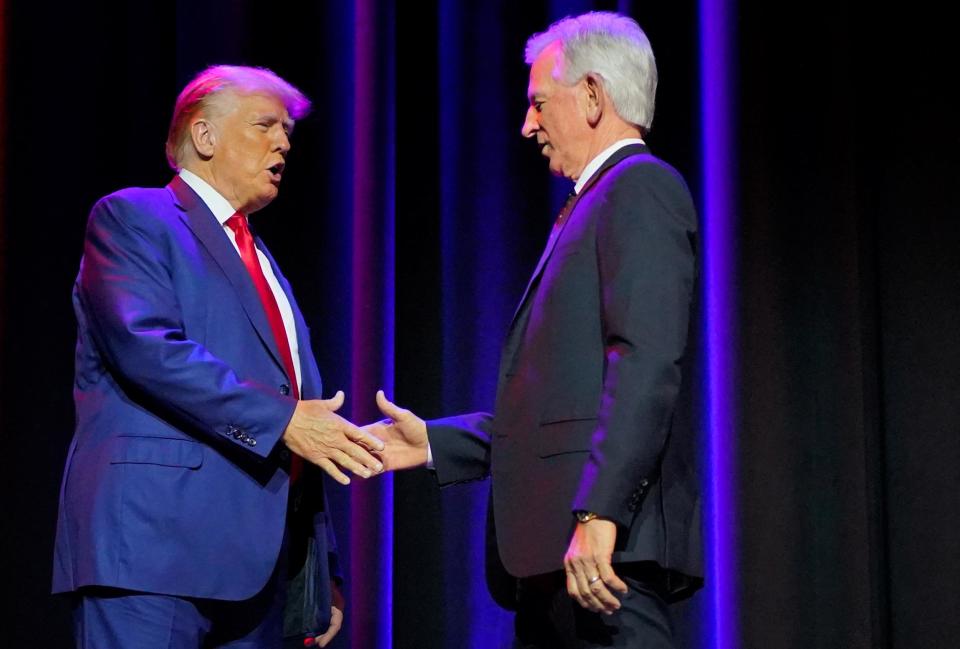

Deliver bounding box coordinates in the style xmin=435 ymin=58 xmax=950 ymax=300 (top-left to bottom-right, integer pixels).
xmin=519 ymin=190 xmax=578 ymax=314
xmin=552 ymin=191 xmax=577 ymax=234
xmin=225 ymin=213 xmax=302 ymax=481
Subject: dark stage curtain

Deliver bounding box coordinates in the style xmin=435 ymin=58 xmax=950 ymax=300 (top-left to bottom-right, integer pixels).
xmin=2 ymin=1 xmax=957 ymax=648
xmin=735 ymin=2 xmax=959 ymax=647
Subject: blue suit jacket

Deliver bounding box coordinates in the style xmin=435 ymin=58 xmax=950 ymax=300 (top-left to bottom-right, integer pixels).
xmin=53 ymin=177 xmax=338 ymax=630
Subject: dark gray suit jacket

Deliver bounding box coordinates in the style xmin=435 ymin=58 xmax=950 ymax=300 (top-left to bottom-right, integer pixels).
xmin=428 ymin=145 xmax=702 ymax=605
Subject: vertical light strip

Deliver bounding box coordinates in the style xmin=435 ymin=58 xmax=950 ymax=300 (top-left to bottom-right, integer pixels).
xmin=700 ymin=0 xmax=736 ymax=647
xmin=436 ymin=4 xmax=469 ymax=648
xmin=437 ymin=0 xmax=459 ymax=412
xmin=350 ymin=0 xmax=393 ymax=647
xmin=381 ymin=0 xmax=396 ymax=402
xmin=0 ymin=0 xmax=7 ymax=352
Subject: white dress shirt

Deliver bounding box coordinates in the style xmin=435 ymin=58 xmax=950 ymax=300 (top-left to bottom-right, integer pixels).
xmin=574 ymin=138 xmax=646 ymax=195
xmin=179 ymin=168 xmax=302 ymax=391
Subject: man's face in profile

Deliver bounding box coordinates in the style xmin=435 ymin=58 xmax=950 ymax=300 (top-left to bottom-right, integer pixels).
xmin=206 ymin=92 xmax=293 ymax=215
xmin=521 ymin=41 xmax=591 ymax=181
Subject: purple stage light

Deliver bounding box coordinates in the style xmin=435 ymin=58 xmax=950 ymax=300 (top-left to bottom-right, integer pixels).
xmin=349 ymin=0 xmax=395 ymax=647
xmin=700 ymin=0 xmax=737 ymax=647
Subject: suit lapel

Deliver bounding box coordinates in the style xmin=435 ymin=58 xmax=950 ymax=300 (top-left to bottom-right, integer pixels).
xmin=507 ymin=144 xmax=651 ymax=332
xmin=254 ymin=233 xmax=322 ymax=397
xmin=167 ymin=176 xmax=287 ymax=375
xmin=508 ymin=193 xmax=579 ymax=327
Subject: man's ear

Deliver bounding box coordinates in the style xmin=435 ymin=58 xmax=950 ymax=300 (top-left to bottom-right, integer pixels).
xmin=583 ymin=74 xmax=604 ymax=127
xmin=190 ymin=118 xmax=216 ymax=160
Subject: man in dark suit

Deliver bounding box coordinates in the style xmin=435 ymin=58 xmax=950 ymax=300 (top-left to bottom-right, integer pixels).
xmin=52 ymin=65 xmax=384 ymax=648
xmin=368 ymin=13 xmax=701 ymax=648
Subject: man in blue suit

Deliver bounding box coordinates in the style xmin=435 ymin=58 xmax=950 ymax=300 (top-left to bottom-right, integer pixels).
xmin=52 ymin=65 xmax=384 ymax=648
xmin=368 ymin=13 xmax=701 ymax=649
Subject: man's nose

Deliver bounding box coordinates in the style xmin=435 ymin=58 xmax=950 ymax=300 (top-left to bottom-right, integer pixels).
xmin=276 ymin=129 xmax=291 ymax=153
xmin=521 ymin=107 xmax=539 ymax=138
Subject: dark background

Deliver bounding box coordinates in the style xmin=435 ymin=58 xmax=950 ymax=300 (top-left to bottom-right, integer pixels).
xmin=2 ymin=0 xmax=957 ymax=647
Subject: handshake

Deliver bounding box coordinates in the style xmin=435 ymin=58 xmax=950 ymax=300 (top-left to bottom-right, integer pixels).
xmin=281 ymin=390 xmax=428 ymax=485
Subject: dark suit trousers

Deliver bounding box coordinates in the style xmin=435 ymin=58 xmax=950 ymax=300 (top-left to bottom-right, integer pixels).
xmin=512 ymin=567 xmax=675 ymax=649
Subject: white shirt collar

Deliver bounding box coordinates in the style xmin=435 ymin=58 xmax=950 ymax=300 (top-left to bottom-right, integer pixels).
xmin=573 ymin=138 xmax=646 ymax=195
xmin=178 ymin=168 xmax=238 ymax=225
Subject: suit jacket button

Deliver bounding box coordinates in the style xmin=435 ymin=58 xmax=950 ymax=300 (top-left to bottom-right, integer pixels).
xmin=249 ymin=438 xmax=257 ymax=447
xmin=280 ymin=384 xmax=290 ymax=396
xmin=279 ymin=448 xmax=290 ymax=461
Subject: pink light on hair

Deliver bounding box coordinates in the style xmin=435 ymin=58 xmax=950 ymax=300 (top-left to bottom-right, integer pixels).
xmin=165 ymin=65 xmax=311 ymax=170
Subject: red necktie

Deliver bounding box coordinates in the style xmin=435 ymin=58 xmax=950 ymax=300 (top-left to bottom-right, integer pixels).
xmin=226 ymin=212 xmax=302 ymax=481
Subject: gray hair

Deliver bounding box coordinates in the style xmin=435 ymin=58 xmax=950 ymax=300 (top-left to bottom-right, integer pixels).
xmin=165 ymin=65 xmax=311 ymax=170
xmin=525 ymin=12 xmax=657 ymax=132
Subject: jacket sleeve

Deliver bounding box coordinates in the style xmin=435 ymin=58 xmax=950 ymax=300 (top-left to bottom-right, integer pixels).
xmin=426 ymin=412 xmax=494 ymax=486
xmin=77 ymin=193 xmax=297 ymax=458
xmin=572 ymin=161 xmax=698 ymax=527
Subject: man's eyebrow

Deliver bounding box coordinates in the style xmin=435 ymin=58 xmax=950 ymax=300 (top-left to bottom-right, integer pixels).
xmin=249 ymin=112 xmax=294 ymax=131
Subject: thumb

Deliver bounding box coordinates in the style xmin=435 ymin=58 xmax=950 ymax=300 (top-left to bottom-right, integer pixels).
xmin=322 ymin=390 xmax=345 ymax=411
xmin=376 ymin=389 xmax=405 ymax=420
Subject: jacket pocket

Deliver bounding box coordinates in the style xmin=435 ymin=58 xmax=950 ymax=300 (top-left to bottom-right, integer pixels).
xmin=109 ymin=436 xmax=204 ymax=469
xmin=537 ymin=417 xmax=597 ymax=458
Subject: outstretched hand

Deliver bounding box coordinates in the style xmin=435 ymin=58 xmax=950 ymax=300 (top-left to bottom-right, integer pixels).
xmin=282 ymin=391 xmax=385 ymax=485
xmin=363 ymin=390 xmax=429 ymax=471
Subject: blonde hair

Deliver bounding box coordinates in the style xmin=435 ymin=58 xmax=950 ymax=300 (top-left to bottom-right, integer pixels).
xmin=165 ymin=65 xmax=310 ymax=170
